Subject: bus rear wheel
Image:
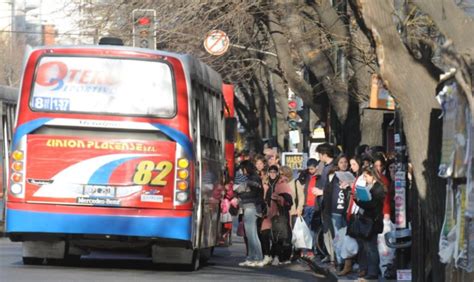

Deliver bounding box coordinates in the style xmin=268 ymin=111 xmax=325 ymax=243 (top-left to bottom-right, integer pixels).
xmin=185 ymin=249 xmax=200 ymax=271
xmin=22 ymin=257 xmax=44 ymax=265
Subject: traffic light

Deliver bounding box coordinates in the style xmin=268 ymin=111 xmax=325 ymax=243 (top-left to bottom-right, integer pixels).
xmin=132 ymin=9 xmax=156 ymax=49
xmin=288 ymin=99 xmax=301 ymax=130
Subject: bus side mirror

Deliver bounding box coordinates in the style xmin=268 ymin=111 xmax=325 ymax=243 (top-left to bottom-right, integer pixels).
xmin=225 ymin=117 xmax=236 ymax=143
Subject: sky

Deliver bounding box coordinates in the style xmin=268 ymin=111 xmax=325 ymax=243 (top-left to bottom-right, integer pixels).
xmin=9 ymin=0 xmax=93 ymax=45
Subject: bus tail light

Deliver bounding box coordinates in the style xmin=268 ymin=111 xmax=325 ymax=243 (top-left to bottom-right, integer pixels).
xmin=11 ymin=183 xmax=23 ymax=195
xmin=176 ymin=192 xmax=189 ymax=202
xmin=177 ymin=158 xmax=189 ymax=169
xmin=10 ymin=150 xmax=26 ymax=197
xmin=12 ymin=150 xmax=24 ymax=161
xmin=11 ymin=172 xmax=23 ymax=183
xmin=12 ymin=161 xmax=24 ymax=171
xmin=175 ymin=157 xmax=190 ymax=204
xmin=177 ymin=169 xmax=188 ymax=179
xmin=177 ymin=181 xmax=188 ymax=190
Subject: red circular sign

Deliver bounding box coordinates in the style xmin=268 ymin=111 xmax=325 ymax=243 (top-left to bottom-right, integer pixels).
xmin=203 ymin=30 xmax=230 ymax=56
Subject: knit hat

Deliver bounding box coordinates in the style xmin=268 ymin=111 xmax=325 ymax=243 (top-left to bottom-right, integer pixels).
xmin=268 ymin=165 xmax=279 ymax=173
xmin=234 ymin=171 xmax=247 ymax=185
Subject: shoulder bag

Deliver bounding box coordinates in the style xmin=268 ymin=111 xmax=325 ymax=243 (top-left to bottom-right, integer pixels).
xmin=347 ymin=213 xmax=374 ymax=239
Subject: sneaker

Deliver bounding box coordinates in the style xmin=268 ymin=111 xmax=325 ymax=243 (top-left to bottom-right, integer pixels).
xmin=238 ymin=260 xmax=253 ymax=267
xmin=248 ymin=260 xmax=265 ymax=267
xmin=262 ymin=255 xmax=272 ymax=265
xmin=279 ymin=260 xmax=291 ymax=265
xmin=303 ymin=251 xmax=315 ymax=260
xmin=271 ymin=257 xmax=280 ymax=266
xmin=290 ymin=253 xmax=301 ymax=262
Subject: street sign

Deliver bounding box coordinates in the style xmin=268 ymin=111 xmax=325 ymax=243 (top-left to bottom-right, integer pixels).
xmin=203 ymin=30 xmax=230 ymax=56
xmin=369 ymin=74 xmax=395 ymax=110
xmin=282 ymin=152 xmax=307 ymax=170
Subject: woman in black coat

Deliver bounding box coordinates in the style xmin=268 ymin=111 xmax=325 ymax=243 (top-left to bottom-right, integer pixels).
xmin=353 ymin=167 xmax=386 ymax=279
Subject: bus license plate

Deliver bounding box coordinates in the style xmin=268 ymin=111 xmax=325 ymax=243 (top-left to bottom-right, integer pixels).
xmin=84 ymin=185 xmax=116 ymax=198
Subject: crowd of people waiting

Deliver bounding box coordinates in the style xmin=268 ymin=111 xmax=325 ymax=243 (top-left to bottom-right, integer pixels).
xmin=220 ymin=143 xmax=402 ymax=280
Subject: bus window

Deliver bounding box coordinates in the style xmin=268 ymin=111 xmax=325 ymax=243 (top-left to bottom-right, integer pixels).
xmin=30 ymin=56 xmax=175 ymax=117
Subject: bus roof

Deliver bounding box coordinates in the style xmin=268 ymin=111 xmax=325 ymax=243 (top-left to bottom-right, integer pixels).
xmin=26 ymin=45 xmax=223 ymax=96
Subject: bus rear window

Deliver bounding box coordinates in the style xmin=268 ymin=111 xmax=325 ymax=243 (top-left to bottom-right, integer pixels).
xmin=30 ymin=56 xmax=175 ymax=117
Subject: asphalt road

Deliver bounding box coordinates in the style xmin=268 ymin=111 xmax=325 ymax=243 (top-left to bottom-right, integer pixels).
xmin=0 ymin=235 xmax=327 ymax=282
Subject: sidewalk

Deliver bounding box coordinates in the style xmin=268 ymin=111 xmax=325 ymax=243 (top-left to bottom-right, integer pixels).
xmin=303 ymin=256 xmax=395 ymax=282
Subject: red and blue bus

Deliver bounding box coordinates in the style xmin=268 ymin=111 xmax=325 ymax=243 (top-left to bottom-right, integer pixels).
xmin=5 ymin=41 xmax=234 ymax=270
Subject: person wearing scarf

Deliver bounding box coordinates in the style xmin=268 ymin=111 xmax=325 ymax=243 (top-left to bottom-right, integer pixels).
xmin=259 ymin=164 xmax=277 ymax=265
xmin=353 ymin=167 xmax=385 ymax=279
xmin=267 ymin=165 xmax=294 ymax=265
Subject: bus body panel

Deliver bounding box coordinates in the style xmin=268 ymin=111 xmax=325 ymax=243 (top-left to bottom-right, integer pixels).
xmin=7 ymin=202 xmax=192 ymax=240
xmin=6 ymin=45 xmax=227 ymax=264
xmin=222 ymin=84 xmax=235 ymax=180
xmin=23 ymin=135 xmax=176 ymax=208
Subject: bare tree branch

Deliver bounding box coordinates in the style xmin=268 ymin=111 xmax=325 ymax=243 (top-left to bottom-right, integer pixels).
xmin=412 ymin=0 xmax=474 ymax=55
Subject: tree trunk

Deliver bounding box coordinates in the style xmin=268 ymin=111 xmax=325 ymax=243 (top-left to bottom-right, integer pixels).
xmin=359 ymin=1 xmax=446 ymax=281
xmin=276 ymin=1 xmax=350 ymax=123
xmin=264 ymin=7 xmax=319 ymax=116
xmin=347 ymin=12 xmax=378 ymax=101
xmin=412 ymin=0 xmax=474 ymax=55
xmin=268 ymin=61 xmax=291 ymax=149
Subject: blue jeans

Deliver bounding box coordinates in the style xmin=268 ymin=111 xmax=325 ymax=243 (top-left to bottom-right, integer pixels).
xmin=358 ymin=235 xmax=380 ymax=277
xmin=331 ymin=213 xmax=347 ymax=264
xmin=302 ymin=206 xmax=315 ymax=230
xmin=302 ymin=206 xmax=316 ymax=252
xmin=331 ymin=213 xmax=346 ymax=232
xmin=243 ymin=205 xmax=263 ymax=261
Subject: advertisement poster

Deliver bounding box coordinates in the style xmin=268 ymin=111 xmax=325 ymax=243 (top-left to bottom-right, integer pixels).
xmin=455 ymin=185 xmax=468 ymax=268
xmin=394 ymin=170 xmax=407 ymax=229
xmin=453 ymin=101 xmax=468 ymax=178
xmin=438 ymin=83 xmax=458 ymax=178
xmin=463 ymin=218 xmax=474 ymax=272
xmin=439 ymin=180 xmax=457 ymax=264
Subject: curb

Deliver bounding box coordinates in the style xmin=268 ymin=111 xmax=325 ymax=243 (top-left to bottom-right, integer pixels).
xmin=304 ymin=257 xmax=366 ymax=282
xmin=302 ymin=257 xmax=339 ymax=282
xmin=306 ymin=258 xmax=397 ymax=282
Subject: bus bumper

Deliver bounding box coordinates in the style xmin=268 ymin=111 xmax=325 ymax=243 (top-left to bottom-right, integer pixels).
xmin=6 ymin=202 xmax=193 ymax=241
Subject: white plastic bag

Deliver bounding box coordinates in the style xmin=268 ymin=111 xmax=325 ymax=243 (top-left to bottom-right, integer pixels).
xmin=378 ymin=219 xmax=396 ymax=274
xmin=292 ymin=216 xmax=313 ymax=249
xmin=333 ymin=227 xmax=346 ymax=259
xmin=341 ymin=233 xmax=358 ymax=259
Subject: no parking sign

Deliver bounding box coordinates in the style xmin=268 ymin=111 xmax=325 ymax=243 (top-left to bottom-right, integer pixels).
xmin=203 ymin=30 xmax=230 ymax=56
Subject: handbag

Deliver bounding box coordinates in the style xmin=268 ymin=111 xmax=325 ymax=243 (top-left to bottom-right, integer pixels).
xmin=236 ymin=221 xmax=245 ymax=237
xmin=347 ymin=213 xmax=373 ymax=239
xmin=272 ymin=214 xmax=290 ymax=241
xmin=229 ymin=204 xmax=239 ymax=216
